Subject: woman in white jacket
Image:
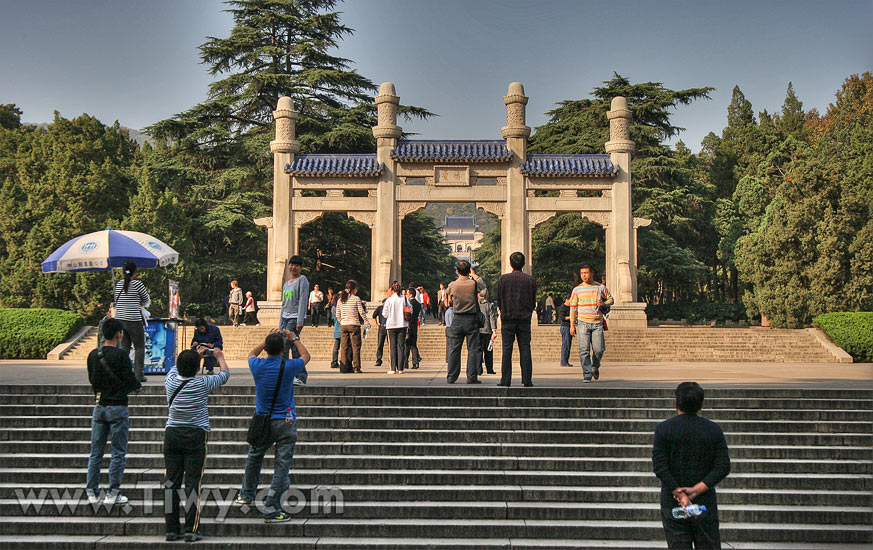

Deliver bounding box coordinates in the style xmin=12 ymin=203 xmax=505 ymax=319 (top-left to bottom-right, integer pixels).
xmin=381 ymin=282 xmax=408 ymax=374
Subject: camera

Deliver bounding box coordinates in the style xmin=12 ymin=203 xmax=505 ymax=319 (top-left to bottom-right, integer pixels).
xmin=202 ymin=348 xmax=214 ymax=356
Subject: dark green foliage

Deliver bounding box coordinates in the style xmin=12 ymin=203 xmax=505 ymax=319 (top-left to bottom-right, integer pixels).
xmin=0 ymin=104 xmax=22 ymax=130
xmin=0 ymin=308 xmax=84 ymax=359
xmin=528 ymin=74 xmax=714 ymax=303
xmin=298 ymin=212 xmax=372 ymax=300
xmin=646 ymin=302 xmax=749 ymax=323
xmin=0 ymin=112 xmax=138 ymax=320
xmin=813 ymin=312 xmax=873 ymax=363
xmin=401 ymin=212 xmax=456 ymax=294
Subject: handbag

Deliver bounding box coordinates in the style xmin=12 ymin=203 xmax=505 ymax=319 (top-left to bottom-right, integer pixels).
xmin=403 ymin=298 xmax=413 ymax=322
xmin=246 ymin=359 xmax=285 ymax=448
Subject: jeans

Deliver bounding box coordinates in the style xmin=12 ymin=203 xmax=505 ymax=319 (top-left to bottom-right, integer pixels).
xmin=388 ymin=327 xmax=407 ymax=372
xmin=229 ymin=304 xmax=241 ymax=325
xmin=163 ymin=427 xmax=207 ymax=534
xmin=279 ymin=318 xmax=307 ymax=382
xmin=560 ymin=325 xmax=572 ymax=365
xmin=119 ymin=319 xmax=145 ymax=380
xmin=405 ymin=328 xmax=421 ymax=367
xmin=375 ymin=325 xmax=388 ymax=364
xmin=479 ymin=333 xmax=495 ymax=374
xmin=331 ymin=338 xmax=340 ymax=368
xmin=309 ymin=304 xmax=322 ymax=326
xmin=577 ymin=321 xmax=605 ymax=379
xmin=85 ymin=405 xmax=129 ymax=494
xmin=661 ymin=505 xmax=722 ymax=548
xmin=447 ymin=314 xmax=481 ymax=382
xmin=500 ymin=321 xmax=533 ymax=386
xmin=239 ymin=420 xmax=298 ymax=517
xmin=545 ymin=305 xmax=554 ymax=324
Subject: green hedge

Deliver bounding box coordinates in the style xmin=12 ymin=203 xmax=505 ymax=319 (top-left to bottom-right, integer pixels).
xmin=646 ymin=302 xmax=749 ymax=323
xmin=0 ymin=308 xmax=85 ymax=359
xmin=812 ymin=312 xmax=873 ymax=363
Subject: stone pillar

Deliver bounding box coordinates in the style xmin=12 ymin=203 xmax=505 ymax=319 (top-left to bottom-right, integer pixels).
xmin=501 ymin=82 xmax=531 ymax=275
xmin=267 ymin=97 xmax=300 ymax=302
xmin=605 ymin=96 xmax=647 ymax=328
xmin=372 ymin=82 xmax=401 ymax=300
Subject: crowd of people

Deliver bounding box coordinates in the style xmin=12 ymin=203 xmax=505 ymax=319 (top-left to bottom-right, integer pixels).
xmin=84 ymin=252 xmax=730 ymax=546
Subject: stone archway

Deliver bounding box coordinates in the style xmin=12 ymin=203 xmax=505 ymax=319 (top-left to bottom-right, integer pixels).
xmin=258 ymin=83 xmax=649 ymax=328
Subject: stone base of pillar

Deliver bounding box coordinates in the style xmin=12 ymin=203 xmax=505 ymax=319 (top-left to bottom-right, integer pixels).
xmin=254 ymin=300 xmax=283 ymax=327
xmin=607 ymin=302 xmax=648 ymax=329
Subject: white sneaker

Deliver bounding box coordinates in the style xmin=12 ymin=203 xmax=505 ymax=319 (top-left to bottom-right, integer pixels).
xmin=386 ymin=370 xmax=395 ymax=374
xmin=104 ymin=492 xmax=128 ymax=505
xmin=86 ymin=491 xmax=100 ymax=504
xmin=398 ymin=370 xmax=404 ymax=374
xmin=293 ymin=377 xmax=305 ymax=386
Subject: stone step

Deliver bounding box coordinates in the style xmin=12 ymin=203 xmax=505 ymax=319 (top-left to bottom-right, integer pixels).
xmin=58 ymin=325 xmax=840 ymax=362
xmin=6 ymin=440 xmax=868 ymax=461
xmin=1 ymin=516 xmax=870 ymax=543
xmin=6 ymin=414 xmax=869 ymax=434
xmin=4 ymin=403 xmax=870 ymax=421
xmin=4 ymin=468 xmax=870 ymax=491
xmin=3 ymin=535 xmax=872 ymax=550
xmin=3 ymin=497 xmax=870 ymax=524
xmin=3 ymin=483 xmax=869 ymax=506
xmin=5 ymin=452 xmax=867 ymax=475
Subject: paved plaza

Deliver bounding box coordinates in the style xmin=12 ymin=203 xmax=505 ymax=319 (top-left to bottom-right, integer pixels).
xmin=3 ymin=358 xmax=870 ymax=389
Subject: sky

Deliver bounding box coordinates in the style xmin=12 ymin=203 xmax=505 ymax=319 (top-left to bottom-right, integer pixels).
xmin=1 ymin=0 xmax=871 ymax=151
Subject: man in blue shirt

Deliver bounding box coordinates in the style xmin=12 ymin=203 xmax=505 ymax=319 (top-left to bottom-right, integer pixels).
xmin=190 ymin=318 xmax=223 ymax=374
xmin=234 ymin=329 xmax=310 ymax=522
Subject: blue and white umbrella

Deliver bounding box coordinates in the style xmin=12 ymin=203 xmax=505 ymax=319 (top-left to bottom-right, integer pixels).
xmin=41 ymin=229 xmax=179 ymax=273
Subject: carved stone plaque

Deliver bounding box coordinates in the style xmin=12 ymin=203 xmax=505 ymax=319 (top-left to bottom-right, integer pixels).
xmin=434 ymin=166 xmax=470 ymax=186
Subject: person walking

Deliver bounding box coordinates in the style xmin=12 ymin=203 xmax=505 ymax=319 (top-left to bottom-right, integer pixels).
xmin=113 ymin=261 xmax=151 ymax=382
xmin=242 ymin=291 xmax=260 ymax=326
xmin=419 ymin=286 xmax=431 ymax=324
xmin=162 ymin=345 xmax=230 ymax=542
xmin=404 ymin=286 xmax=422 ymax=369
xmin=557 ymin=295 xmax=574 ymax=367
xmin=373 ymin=289 xmax=392 ymax=367
xmin=569 ymin=265 xmax=613 ymax=383
xmin=235 ymin=330 xmax=310 ymax=522
xmin=477 ymin=290 xmax=498 ymax=375
xmin=653 ymin=382 xmax=731 ymax=549
xmin=85 ymin=318 xmax=141 ymax=506
xmin=544 ymin=294 xmax=555 ymax=324
xmin=437 ymin=283 xmax=447 ymax=325
xmin=446 ymin=261 xmax=486 ymax=384
xmin=190 ymin=318 xmax=223 ymax=374
xmin=337 ymin=280 xmax=370 ymax=373
xmin=382 ymin=282 xmax=407 ymax=374
xmin=279 ymin=255 xmax=309 ymax=385
xmin=496 ymin=252 xmax=537 ymax=387
xmin=308 ymin=284 xmax=324 ymax=327
xmin=228 ymin=280 xmax=243 ymax=327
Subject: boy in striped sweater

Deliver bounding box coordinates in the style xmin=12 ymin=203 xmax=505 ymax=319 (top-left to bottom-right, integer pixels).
xmin=569 ymin=265 xmax=613 ymax=383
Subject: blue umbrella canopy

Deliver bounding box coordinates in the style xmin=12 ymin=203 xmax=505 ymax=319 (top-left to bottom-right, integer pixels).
xmin=41 ymin=229 xmax=179 ymax=273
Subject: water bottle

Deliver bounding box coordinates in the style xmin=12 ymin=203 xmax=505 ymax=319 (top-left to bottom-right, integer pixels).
xmin=363 ymin=326 xmax=369 ymax=339
xmin=487 ymin=339 xmax=493 ymax=352
xmin=285 ymin=407 xmax=294 ymax=424
xmin=94 ymin=392 xmax=101 ymax=406
xmin=672 ymin=504 xmax=706 ymax=519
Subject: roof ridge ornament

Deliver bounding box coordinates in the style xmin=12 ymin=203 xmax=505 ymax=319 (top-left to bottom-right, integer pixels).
xmin=501 ymin=82 xmax=531 ymax=140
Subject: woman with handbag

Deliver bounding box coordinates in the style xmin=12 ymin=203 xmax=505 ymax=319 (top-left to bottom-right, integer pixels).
xmin=113 ymin=261 xmax=151 ymax=382
xmin=336 ymin=280 xmax=370 ymax=373
xmin=381 ymin=282 xmax=408 ymax=374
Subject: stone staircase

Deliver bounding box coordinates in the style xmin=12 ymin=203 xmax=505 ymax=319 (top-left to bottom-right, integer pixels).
xmin=0 ymin=384 xmax=870 ymax=549
xmin=62 ymin=324 xmax=843 ymax=363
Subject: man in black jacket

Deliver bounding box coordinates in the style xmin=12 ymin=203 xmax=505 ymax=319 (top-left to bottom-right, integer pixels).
xmin=495 ymin=252 xmax=537 ymax=387
xmin=653 ymin=382 xmax=731 ymax=549
xmin=85 ymin=318 xmax=142 ymax=505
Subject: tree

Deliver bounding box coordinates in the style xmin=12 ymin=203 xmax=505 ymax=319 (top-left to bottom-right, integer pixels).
xmin=143 ymin=0 xmax=433 ymax=311
xmin=0 ymin=112 xmax=138 ymax=320
xmin=401 ymin=212 xmax=456 ymax=293
xmin=525 ymin=74 xmax=714 ymax=303
xmin=0 ymin=104 xmax=22 ymax=130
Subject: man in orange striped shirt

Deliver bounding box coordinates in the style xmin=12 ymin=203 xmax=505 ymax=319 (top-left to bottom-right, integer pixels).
xmin=569 ymin=265 xmax=613 ymax=383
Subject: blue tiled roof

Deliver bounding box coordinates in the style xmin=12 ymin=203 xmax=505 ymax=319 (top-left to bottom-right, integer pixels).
xmin=521 ymin=154 xmax=617 ymax=177
xmin=285 ymin=154 xmax=383 ymax=177
xmin=392 ymin=140 xmax=513 ymax=162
